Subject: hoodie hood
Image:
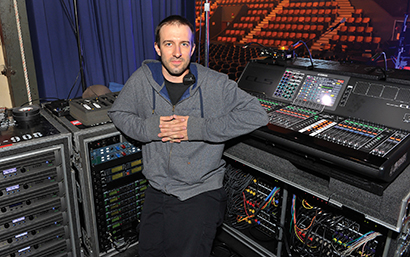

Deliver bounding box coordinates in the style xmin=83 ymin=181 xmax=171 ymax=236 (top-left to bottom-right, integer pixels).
xmin=142 ymin=59 xmax=203 ymax=117
xmin=144 ymin=60 xmax=199 ymax=91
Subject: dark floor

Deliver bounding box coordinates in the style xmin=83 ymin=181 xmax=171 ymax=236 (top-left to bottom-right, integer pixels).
xmin=111 ymin=241 xmax=244 ymax=257
xmin=111 ymin=244 xmax=244 ymax=257
xmin=112 ymin=245 xmax=138 ymax=257
xmin=111 ymin=227 xmax=259 ymax=257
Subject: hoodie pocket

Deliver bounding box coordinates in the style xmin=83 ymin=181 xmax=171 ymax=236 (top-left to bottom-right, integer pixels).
xmin=168 ymin=143 xmax=224 ymax=185
xmin=142 ymin=149 xmax=168 ymax=182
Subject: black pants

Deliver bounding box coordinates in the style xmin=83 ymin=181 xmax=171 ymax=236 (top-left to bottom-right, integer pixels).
xmin=138 ymin=186 xmax=227 ymax=257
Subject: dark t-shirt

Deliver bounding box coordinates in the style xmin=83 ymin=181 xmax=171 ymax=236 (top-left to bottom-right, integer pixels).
xmin=164 ymin=78 xmax=190 ymax=106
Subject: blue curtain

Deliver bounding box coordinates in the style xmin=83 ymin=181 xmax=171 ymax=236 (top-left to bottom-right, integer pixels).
xmin=25 ymin=0 xmax=195 ymax=101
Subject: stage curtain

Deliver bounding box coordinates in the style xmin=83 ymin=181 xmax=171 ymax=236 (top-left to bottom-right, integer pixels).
xmin=25 ymin=0 xmax=195 ymax=101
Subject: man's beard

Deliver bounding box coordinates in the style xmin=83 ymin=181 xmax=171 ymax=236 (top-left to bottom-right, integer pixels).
xmin=161 ymin=59 xmax=190 ymax=77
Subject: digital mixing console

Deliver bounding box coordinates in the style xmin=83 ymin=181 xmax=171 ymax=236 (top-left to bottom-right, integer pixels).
xmin=238 ymin=60 xmax=410 ymax=191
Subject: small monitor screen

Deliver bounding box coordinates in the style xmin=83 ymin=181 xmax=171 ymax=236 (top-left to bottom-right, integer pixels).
xmin=296 ymin=74 xmax=345 ymax=107
xmin=237 ymin=62 xmax=350 ymax=111
xmin=273 ymin=69 xmax=350 ymax=111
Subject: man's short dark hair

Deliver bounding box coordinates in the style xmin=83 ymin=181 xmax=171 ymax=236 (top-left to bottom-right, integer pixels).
xmin=155 ymin=15 xmax=195 ymax=45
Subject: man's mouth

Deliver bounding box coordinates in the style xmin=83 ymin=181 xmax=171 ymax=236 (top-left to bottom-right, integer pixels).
xmin=171 ymin=59 xmax=183 ymax=65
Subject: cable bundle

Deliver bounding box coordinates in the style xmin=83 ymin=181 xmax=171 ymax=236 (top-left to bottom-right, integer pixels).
xmin=223 ymin=165 xmax=255 ymax=229
xmin=290 ymin=195 xmax=382 ymax=257
xmin=106 ymin=230 xmax=138 ymax=253
xmin=224 ymin=164 xmax=282 ymax=242
xmin=340 ymin=231 xmax=382 ymax=256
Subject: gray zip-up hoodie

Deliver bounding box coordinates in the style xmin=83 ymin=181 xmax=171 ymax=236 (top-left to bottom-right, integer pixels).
xmin=108 ymin=60 xmax=269 ymax=200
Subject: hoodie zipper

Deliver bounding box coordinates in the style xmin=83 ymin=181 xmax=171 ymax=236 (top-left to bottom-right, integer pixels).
xmin=167 ymin=103 xmax=178 ymax=187
xmin=159 ymin=89 xmax=195 ymax=191
xmin=166 ymin=99 xmax=188 ymax=180
xmin=153 ymin=88 xmax=176 ymax=192
xmin=168 ymin=104 xmax=176 ymax=169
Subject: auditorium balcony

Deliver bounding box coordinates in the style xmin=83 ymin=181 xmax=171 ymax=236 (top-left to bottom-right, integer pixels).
xmin=195 ymin=0 xmax=399 ymax=80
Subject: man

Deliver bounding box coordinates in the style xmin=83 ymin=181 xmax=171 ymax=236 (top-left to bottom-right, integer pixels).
xmin=108 ymin=15 xmax=268 ymax=257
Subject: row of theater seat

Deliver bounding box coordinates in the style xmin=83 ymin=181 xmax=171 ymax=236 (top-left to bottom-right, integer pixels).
xmin=247 ymin=37 xmax=314 ymax=48
xmin=283 ymin=1 xmax=338 ymax=9
xmin=245 ymin=9 xmax=269 ymax=17
xmin=268 ymin=16 xmax=333 ymax=26
xmin=202 ymin=43 xmax=260 ymax=81
xmin=216 ymin=34 xmax=380 ymax=56
xmin=270 ymin=15 xmax=332 ymax=23
xmin=216 ymin=36 xmax=239 ymax=43
xmin=225 ymin=30 xmax=246 ymax=37
xmin=246 ymin=3 xmax=277 ymax=9
xmin=219 ymin=0 xmax=278 ymax=5
xmin=329 ymin=35 xmax=381 ymax=49
xmin=344 ymin=17 xmax=371 ymax=27
xmin=277 ymin=8 xmax=338 ymax=17
xmin=242 ymin=34 xmax=381 ymax=54
xmin=240 ymin=16 xmax=262 ymax=23
xmin=254 ymin=31 xmax=319 ymax=41
xmin=338 ymin=25 xmax=374 ymax=37
xmin=233 ymin=23 xmax=255 ymax=30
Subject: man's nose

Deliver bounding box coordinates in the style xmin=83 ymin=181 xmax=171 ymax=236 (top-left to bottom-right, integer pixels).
xmin=174 ymin=46 xmax=182 ymax=58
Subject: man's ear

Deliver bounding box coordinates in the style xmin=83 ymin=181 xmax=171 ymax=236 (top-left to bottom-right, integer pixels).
xmin=190 ymin=43 xmax=196 ymax=57
xmin=154 ymin=43 xmax=161 ymax=56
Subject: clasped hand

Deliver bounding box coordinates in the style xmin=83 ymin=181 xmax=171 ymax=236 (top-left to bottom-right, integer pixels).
xmin=158 ymin=114 xmax=189 ymax=143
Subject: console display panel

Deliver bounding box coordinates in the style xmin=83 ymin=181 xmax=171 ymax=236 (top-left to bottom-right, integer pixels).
xmin=273 ymin=69 xmax=350 ymax=111
xmin=296 ymin=73 xmax=345 ymax=107
xmin=237 ymin=64 xmax=350 ymax=112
